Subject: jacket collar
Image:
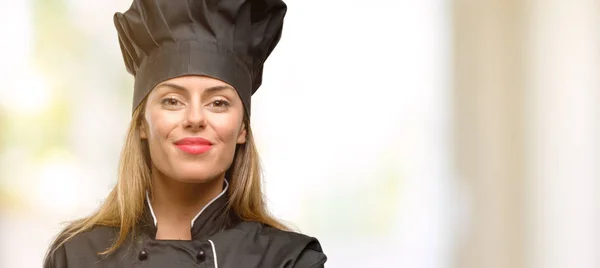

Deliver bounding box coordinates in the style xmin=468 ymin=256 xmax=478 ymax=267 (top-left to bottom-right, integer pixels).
xmin=139 ymin=179 xmax=233 ymax=240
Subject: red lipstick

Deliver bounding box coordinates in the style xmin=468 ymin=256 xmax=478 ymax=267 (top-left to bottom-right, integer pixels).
xmin=174 ymin=137 xmax=213 ymax=154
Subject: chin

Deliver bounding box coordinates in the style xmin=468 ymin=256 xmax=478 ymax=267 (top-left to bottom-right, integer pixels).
xmin=170 ymin=168 xmax=220 ymax=184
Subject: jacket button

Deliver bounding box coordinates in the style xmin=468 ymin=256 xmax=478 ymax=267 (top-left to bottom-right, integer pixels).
xmin=196 ymin=250 xmax=206 ymax=262
xmin=139 ymin=250 xmax=148 ymax=261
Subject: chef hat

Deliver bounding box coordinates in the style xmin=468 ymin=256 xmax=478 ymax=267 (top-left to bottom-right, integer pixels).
xmin=114 ymin=0 xmax=287 ymax=115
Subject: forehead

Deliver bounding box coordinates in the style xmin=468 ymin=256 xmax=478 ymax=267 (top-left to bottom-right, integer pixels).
xmin=152 ymin=75 xmax=236 ymax=94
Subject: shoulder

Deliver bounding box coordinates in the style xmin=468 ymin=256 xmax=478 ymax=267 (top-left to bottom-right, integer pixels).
xmin=260 ymin=224 xmax=327 ymax=267
xmin=43 ymin=225 xmax=120 ymax=268
xmin=60 ymin=225 xmax=119 ymax=251
xmin=230 ymin=221 xmax=321 ymax=246
xmin=215 ymin=221 xmax=327 ymax=267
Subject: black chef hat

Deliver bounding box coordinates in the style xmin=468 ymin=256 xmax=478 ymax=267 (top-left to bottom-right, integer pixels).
xmin=114 ymin=0 xmax=287 ymax=115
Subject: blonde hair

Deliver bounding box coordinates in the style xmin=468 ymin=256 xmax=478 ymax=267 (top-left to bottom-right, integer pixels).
xmin=46 ymin=99 xmax=286 ymax=256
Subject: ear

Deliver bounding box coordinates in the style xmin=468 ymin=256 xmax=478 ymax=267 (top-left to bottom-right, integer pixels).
xmin=236 ymin=122 xmax=247 ymax=144
xmin=139 ymin=120 xmax=148 ymax=139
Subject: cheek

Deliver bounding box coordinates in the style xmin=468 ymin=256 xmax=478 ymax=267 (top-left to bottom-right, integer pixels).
xmin=211 ymin=117 xmax=243 ymax=144
xmin=146 ymin=112 xmax=178 ymax=141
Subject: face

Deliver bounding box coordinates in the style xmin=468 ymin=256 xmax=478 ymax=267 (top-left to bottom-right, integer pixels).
xmin=140 ymin=75 xmax=247 ymax=183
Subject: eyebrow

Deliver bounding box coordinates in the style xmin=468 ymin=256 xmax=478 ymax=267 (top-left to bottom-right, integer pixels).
xmin=157 ymin=82 xmax=235 ymax=95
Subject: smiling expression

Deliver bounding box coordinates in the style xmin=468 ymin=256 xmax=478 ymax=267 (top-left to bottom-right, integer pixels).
xmin=140 ymin=75 xmax=247 ymax=183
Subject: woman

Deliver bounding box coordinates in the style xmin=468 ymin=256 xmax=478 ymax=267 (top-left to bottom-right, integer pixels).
xmin=43 ymin=0 xmax=326 ymax=267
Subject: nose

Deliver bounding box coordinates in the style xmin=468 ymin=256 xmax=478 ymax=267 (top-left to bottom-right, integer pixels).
xmin=183 ymin=101 xmax=206 ymax=130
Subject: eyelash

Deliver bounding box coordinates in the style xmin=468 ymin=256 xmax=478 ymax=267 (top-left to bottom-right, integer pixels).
xmin=159 ymin=97 xmax=230 ymax=108
xmin=209 ymin=99 xmax=230 ymax=108
xmin=160 ymin=97 xmax=182 ymax=106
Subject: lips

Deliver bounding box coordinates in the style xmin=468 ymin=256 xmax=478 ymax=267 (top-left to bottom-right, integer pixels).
xmin=174 ymin=137 xmax=213 ymax=154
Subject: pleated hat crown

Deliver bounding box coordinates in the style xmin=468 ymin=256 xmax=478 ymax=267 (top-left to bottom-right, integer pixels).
xmin=114 ymin=0 xmax=287 ymax=115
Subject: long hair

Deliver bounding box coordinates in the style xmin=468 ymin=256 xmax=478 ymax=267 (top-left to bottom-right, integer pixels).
xmin=46 ymin=98 xmax=286 ymax=257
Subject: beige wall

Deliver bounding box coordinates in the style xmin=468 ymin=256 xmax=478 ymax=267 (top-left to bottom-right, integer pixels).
xmin=453 ymin=1 xmax=526 ymax=267
xmin=453 ymin=1 xmax=600 ymax=268
xmin=525 ymin=1 xmax=600 ymax=267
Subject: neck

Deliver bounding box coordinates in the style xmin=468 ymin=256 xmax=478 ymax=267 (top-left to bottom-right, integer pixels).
xmin=149 ymin=168 xmax=225 ymax=240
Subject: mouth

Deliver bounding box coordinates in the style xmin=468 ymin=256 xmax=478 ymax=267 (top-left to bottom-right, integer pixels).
xmin=173 ymin=137 xmax=213 ymax=155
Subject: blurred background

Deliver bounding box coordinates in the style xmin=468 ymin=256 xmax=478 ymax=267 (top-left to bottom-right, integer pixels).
xmin=0 ymin=0 xmax=598 ymax=267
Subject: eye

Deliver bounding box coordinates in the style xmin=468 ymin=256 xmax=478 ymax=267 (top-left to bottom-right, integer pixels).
xmin=207 ymin=99 xmax=231 ymax=110
xmin=160 ymin=97 xmax=183 ymax=107
xmin=211 ymin=99 xmax=230 ymax=107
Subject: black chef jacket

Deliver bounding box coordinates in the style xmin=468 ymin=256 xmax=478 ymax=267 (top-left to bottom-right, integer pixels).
xmin=43 ymin=184 xmax=326 ymax=268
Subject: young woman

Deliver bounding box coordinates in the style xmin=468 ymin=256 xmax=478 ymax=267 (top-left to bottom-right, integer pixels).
xmin=43 ymin=0 xmax=326 ymax=267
